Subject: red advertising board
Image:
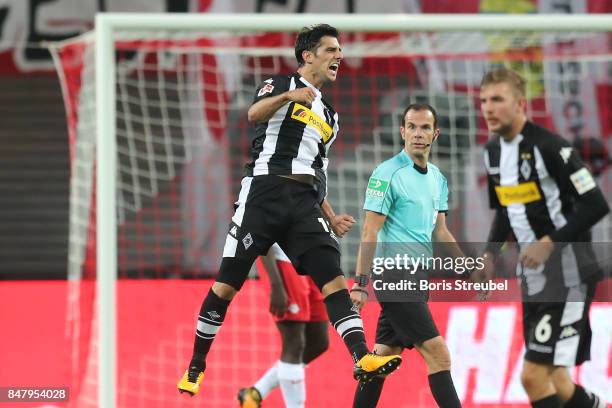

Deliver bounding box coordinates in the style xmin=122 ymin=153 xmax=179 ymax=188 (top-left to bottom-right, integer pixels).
xmin=1 ymin=280 xmax=610 ymax=407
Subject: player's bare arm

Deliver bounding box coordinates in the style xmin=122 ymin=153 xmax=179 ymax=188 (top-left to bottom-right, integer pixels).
xmin=247 ymin=87 xmax=317 ymax=123
xmin=350 ymin=210 xmax=386 ymax=310
xmin=518 ymin=235 xmax=554 ymax=269
xmin=259 ymin=248 xmax=288 ymax=317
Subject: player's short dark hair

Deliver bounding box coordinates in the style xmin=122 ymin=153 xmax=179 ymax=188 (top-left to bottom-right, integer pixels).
xmin=402 ymin=103 xmax=438 ymax=129
xmin=481 ymin=67 xmax=527 ymax=98
xmin=294 ymin=24 xmax=339 ymax=67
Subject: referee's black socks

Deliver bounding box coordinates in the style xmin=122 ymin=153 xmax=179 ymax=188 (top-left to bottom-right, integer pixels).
xmin=353 ymin=377 xmax=385 ymax=408
xmin=324 ymin=289 xmax=369 ymax=362
xmin=428 ymin=370 xmax=462 ymax=408
xmin=190 ymin=288 xmax=231 ymax=371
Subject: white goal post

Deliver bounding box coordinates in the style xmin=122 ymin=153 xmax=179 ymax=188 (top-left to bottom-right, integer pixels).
xmin=92 ymin=13 xmax=612 ymax=408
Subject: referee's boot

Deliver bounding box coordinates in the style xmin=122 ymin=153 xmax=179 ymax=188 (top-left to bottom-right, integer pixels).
xmin=237 ymin=386 xmax=262 ymax=408
xmin=353 ymin=353 xmax=402 ymax=382
xmin=177 ymin=365 xmax=204 ymax=396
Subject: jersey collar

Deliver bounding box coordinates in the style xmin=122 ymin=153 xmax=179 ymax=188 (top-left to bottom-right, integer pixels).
xmin=500 ymin=133 xmax=524 ymax=146
xmin=399 ymin=150 xmax=429 ymax=174
xmin=399 ymin=149 xmax=413 ymax=165
xmin=297 ymin=74 xmax=322 ymax=97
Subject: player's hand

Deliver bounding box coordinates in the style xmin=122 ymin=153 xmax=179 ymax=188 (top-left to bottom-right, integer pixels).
xmin=330 ymin=214 xmax=356 ymax=237
xmin=350 ymin=283 xmax=368 ymax=312
xmin=519 ymin=235 xmax=554 ymax=269
xmin=286 ymin=88 xmax=317 ymax=107
xmin=269 ymin=284 xmax=289 ymax=317
xmin=471 ymin=252 xmax=494 ymax=300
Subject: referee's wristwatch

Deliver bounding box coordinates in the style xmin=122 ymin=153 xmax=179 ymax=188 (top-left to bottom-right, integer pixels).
xmin=355 ymin=274 xmax=369 ymax=287
xmin=351 ymin=274 xmax=370 ymax=297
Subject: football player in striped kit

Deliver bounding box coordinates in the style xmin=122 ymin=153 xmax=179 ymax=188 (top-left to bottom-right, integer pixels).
xmin=477 ymin=68 xmax=609 ymax=408
xmin=178 ymin=23 xmax=401 ymax=398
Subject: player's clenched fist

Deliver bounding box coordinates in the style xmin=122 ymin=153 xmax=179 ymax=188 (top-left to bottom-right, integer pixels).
xmin=286 ymin=87 xmax=317 ymax=106
xmin=330 ymin=214 xmax=356 ymax=237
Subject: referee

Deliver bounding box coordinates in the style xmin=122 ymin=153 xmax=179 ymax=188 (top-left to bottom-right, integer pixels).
xmin=351 ymin=103 xmax=464 ymax=408
xmin=177 ymin=24 xmax=401 ymax=397
xmin=477 ymin=68 xmax=609 ymax=408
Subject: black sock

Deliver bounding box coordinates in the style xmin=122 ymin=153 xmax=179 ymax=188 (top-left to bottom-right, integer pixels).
xmin=324 ymin=289 xmax=368 ymax=362
xmin=531 ymin=394 xmax=561 ymax=408
xmin=353 ymin=377 xmax=385 ymax=408
xmin=190 ymin=288 xmax=231 ymax=371
xmin=565 ymin=384 xmax=601 ymax=408
xmin=428 ymin=370 xmax=461 ymax=408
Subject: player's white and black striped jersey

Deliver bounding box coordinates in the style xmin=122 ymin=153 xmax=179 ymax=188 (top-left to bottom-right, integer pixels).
xmin=244 ymin=73 xmax=339 ymax=179
xmin=484 ymin=121 xmax=609 ymax=292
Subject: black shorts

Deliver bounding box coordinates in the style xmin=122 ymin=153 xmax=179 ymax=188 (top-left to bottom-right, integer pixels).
xmin=222 ymin=175 xmax=340 ymax=271
xmin=523 ymin=280 xmax=596 ymax=366
xmin=375 ymin=301 xmax=440 ymax=349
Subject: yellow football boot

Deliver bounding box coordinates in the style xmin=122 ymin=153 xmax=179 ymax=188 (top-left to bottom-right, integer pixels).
xmin=353 ymin=353 xmax=402 ymax=382
xmin=237 ymin=387 xmax=262 ymax=407
xmin=177 ymin=367 xmax=204 ymax=396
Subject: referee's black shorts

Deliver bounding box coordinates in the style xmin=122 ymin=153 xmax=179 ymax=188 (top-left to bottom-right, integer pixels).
xmin=221 ymin=175 xmax=340 ymax=272
xmin=375 ymin=301 xmax=440 ymax=349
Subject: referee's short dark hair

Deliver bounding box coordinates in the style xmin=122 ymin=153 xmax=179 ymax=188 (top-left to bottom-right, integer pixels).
xmin=481 ymin=67 xmax=527 ymax=98
xmin=295 ymin=24 xmax=339 ymax=67
xmin=402 ymin=103 xmax=439 ymax=129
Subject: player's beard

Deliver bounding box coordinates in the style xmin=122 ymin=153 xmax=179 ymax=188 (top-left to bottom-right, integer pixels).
xmin=492 ymin=121 xmax=515 ymax=140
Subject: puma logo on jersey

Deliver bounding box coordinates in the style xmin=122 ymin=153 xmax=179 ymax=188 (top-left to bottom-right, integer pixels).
xmin=229 ymin=225 xmax=238 ymax=237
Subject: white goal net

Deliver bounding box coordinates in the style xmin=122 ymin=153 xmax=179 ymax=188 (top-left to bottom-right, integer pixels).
xmin=50 ymin=14 xmax=611 ymax=407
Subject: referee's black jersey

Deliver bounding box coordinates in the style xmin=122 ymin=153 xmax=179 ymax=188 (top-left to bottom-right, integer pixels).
xmin=244 ymin=73 xmax=339 ymax=180
xmin=484 ymin=121 xmax=609 ymax=289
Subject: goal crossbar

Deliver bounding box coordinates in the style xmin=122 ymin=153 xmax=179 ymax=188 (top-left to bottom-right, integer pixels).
xmin=97 ymin=13 xmax=612 ymax=32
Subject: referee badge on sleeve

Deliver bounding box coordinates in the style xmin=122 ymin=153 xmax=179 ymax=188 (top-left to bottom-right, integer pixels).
xmin=366 ymin=178 xmax=389 ymax=198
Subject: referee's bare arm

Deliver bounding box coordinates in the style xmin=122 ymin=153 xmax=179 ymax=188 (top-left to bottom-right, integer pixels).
xmin=248 ymin=88 xmax=317 ymax=123
xmin=432 ymin=212 xmax=463 ymax=258
xmin=351 ymin=211 xmax=386 ymax=310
